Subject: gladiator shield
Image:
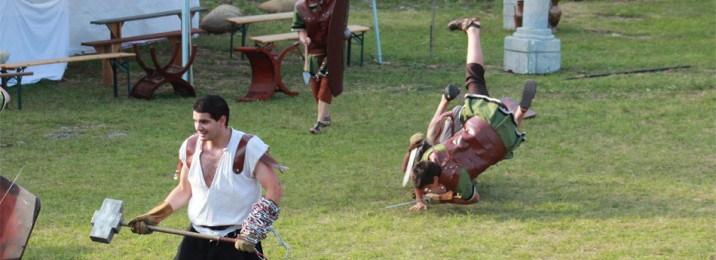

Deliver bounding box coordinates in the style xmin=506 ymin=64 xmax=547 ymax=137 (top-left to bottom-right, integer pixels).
xmin=0 ymin=175 xmax=41 ymax=260
xmin=326 ymin=0 xmax=349 ymax=96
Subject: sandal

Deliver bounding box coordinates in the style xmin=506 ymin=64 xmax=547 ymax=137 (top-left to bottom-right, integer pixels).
xmin=519 ymin=80 xmax=537 ymax=111
xmin=309 ymin=116 xmax=332 ymax=135
xmin=448 ymin=17 xmax=481 ymax=32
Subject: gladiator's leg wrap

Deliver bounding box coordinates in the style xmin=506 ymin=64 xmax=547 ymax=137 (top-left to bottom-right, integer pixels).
xmin=241 ymin=197 xmax=280 ymax=243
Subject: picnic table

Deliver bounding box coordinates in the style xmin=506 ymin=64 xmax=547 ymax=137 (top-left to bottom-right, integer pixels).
xmin=225 ymin=12 xmax=294 ymax=58
xmin=87 ymin=6 xmax=208 ymax=84
xmin=91 ymin=6 xmax=208 ymax=40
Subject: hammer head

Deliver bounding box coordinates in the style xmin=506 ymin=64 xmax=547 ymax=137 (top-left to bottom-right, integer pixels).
xmin=89 ymin=198 xmax=124 ymax=243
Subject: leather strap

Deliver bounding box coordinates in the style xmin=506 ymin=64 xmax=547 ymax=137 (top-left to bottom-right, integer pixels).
xmin=198 ymin=225 xmax=235 ymax=231
xmin=232 ymin=134 xmax=254 ymax=174
xmin=176 ymin=133 xmax=286 ymax=176
xmin=260 ymin=153 xmax=288 ymax=173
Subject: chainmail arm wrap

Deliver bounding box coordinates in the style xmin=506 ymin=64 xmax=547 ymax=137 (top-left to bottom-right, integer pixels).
xmin=240 ymin=197 xmax=280 ymax=243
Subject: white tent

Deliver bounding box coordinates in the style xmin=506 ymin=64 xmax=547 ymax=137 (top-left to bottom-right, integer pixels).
xmin=0 ymin=0 xmax=200 ymax=85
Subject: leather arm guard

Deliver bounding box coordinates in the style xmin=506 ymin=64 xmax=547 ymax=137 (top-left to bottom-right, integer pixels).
xmin=240 ymin=197 xmax=280 ymax=243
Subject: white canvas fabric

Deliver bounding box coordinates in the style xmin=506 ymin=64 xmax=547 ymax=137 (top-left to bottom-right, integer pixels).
xmin=0 ymin=0 xmax=201 ymax=86
xmin=69 ymin=0 xmax=201 ymax=55
xmin=0 ymin=0 xmax=69 ymax=85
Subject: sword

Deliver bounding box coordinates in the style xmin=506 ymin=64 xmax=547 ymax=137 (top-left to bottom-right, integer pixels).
xmin=0 ymin=164 xmax=25 ymax=205
xmin=402 ymin=147 xmax=419 ymax=187
xmin=385 ymin=200 xmax=415 ymax=209
xmin=386 ymin=198 xmax=428 ymax=209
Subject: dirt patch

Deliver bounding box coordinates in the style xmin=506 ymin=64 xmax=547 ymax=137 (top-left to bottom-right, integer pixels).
xmin=45 ymin=123 xmax=127 ymax=139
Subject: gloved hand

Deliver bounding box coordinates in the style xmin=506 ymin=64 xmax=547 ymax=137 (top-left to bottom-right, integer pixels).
xmin=443 ymin=84 xmax=460 ymax=101
xmin=408 ymin=132 xmax=424 ymax=151
xmin=127 ymin=201 xmax=173 ymax=235
xmin=235 ymin=233 xmax=258 ymax=253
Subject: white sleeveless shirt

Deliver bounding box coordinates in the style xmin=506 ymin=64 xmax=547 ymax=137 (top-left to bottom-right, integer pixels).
xmin=179 ymin=128 xmax=268 ymax=237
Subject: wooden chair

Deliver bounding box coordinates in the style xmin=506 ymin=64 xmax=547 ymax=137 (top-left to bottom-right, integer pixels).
xmin=81 ymin=28 xmax=205 ymax=84
xmin=233 ymin=43 xmax=300 ymax=102
xmin=130 ymin=43 xmax=197 ymax=99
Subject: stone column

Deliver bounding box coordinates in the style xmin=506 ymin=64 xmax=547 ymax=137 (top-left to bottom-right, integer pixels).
xmin=503 ymin=0 xmax=516 ymax=30
xmin=504 ymin=0 xmax=561 ymax=74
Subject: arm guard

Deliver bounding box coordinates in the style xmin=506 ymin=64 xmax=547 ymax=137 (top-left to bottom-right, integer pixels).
xmin=240 ymin=197 xmax=280 ymax=243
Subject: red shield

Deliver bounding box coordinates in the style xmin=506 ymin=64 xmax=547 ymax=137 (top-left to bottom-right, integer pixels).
xmin=326 ymin=0 xmax=349 ymax=96
xmin=0 ymin=175 xmax=41 ymax=260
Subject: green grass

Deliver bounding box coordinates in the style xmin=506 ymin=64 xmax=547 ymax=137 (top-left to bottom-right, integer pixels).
xmin=1 ymin=0 xmax=714 ymax=258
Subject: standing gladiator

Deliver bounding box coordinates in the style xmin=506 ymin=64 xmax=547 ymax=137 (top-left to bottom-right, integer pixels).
xmin=292 ymin=0 xmax=344 ymax=134
xmin=128 ymin=95 xmax=285 ymax=259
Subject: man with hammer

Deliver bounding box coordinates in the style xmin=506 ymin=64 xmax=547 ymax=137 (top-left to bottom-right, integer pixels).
xmin=402 ymin=18 xmax=538 ymax=211
xmin=128 ymin=95 xmax=284 ymax=259
xmin=292 ymin=0 xmax=348 ymax=134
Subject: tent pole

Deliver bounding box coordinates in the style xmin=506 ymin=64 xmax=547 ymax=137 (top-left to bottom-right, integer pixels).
xmin=371 ymin=0 xmax=382 ymax=64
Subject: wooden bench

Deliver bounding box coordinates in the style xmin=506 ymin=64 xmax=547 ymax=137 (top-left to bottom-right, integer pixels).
xmin=250 ymin=25 xmax=371 ymax=66
xmin=0 ymin=53 xmax=135 ymax=110
xmin=226 ymin=12 xmax=294 ymax=58
xmin=0 ymin=72 xmax=33 ymax=111
xmin=81 ymin=28 xmax=206 ymax=84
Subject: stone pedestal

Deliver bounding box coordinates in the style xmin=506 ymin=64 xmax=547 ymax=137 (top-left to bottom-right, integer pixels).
xmin=504 ymin=0 xmax=561 ymax=74
xmin=503 ymin=0 xmax=516 ymax=30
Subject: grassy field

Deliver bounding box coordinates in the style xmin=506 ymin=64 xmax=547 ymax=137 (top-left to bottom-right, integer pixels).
xmin=1 ymin=0 xmax=714 ymax=259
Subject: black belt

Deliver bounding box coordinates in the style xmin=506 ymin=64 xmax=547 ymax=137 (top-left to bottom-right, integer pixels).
xmin=198 ymin=225 xmax=236 ymax=231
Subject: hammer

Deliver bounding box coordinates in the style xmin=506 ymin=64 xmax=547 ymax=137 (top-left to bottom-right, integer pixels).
xmin=89 ymin=198 xmax=237 ymax=244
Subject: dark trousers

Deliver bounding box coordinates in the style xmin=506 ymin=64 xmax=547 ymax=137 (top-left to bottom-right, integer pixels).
xmin=174 ymin=226 xmax=263 ymax=260
xmin=465 ymin=63 xmax=489 ymax=96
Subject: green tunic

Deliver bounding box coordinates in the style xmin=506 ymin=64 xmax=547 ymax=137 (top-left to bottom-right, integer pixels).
xmin=454 ymin=168 xmax=476 ymax=200
xmin=459 ymin=94 xmax=525 ymax=159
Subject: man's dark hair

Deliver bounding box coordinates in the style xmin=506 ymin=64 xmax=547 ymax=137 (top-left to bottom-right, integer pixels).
xmin=412 ymin=160 xmax=442 ymax=189
xmin=193 ymin=95 xmax=230 ymax=127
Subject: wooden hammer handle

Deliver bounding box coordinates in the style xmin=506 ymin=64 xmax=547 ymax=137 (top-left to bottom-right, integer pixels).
xmin=122 ymin=222 xmax=237 ymax=243
xmin=303 ymin=45 xmax=309 ymax=72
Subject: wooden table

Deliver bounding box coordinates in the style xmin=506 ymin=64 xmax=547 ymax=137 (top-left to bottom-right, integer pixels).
xmin=89 ymin=6 xmax=208 ymax=83
xmin=225 ymin=12 xmax=293 ymax=58
xmin=92 ymin=6 xmax=208 ymax=40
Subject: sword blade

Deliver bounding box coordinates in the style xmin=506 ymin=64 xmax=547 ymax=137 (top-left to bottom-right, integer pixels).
xmin=402 ymin=147 xmax=419 ymax=187
xmin=0 ymin=164 xmax=25 ymax=205
xmin=385 ymin=200 xmax=416 ymax=209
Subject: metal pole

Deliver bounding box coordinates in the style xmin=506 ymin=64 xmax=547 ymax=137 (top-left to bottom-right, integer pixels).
xmin=181 ymin=0 xmax=191 ymax=83
xmin=371 ymin=0 xmax=383 ymax=64
xmin=429 ymin=0 xmax=435 ymax=58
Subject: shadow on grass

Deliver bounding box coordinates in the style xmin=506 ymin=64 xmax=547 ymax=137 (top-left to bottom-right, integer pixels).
xmin=428 ymin=171 xmax=713 ymax=221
